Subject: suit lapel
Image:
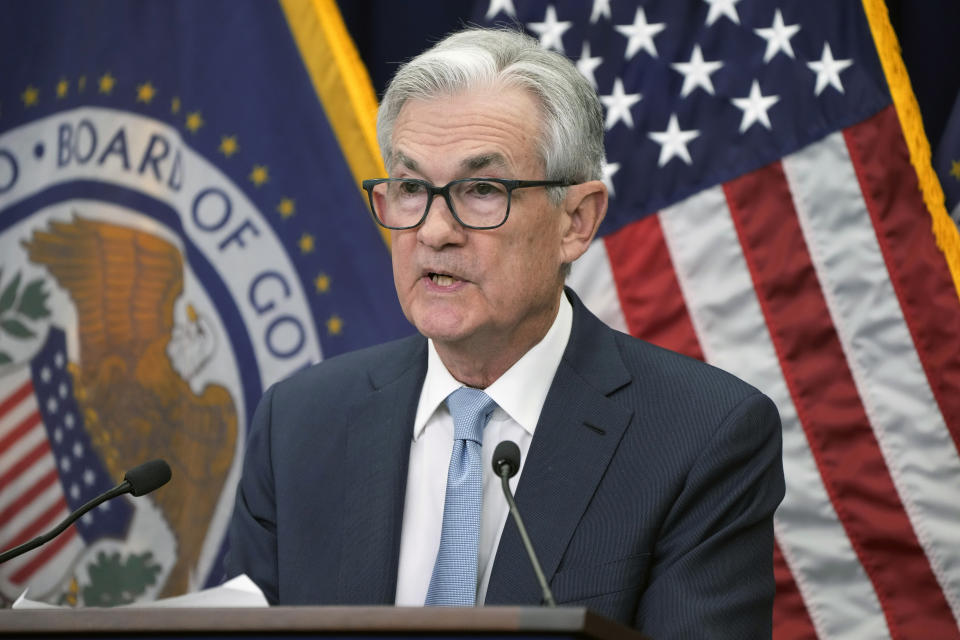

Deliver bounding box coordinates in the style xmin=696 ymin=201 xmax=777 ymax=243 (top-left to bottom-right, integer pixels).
xmin=486 ymin=291 xmax=634 ymax=604
xmin=337 ymin=337 xmax=427 ymax=604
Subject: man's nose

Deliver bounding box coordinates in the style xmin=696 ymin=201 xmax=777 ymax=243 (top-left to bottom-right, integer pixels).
xmin=417 ymin=195 xmax=465 ymax=247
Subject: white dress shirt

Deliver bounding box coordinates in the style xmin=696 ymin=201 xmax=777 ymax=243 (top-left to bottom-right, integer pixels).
xmin=394 ymin=294 xmax=573 ymax=606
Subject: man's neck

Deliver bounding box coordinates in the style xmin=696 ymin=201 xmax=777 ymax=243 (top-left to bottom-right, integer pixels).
xmin=433 ymin=292 xmax=565 ymax=389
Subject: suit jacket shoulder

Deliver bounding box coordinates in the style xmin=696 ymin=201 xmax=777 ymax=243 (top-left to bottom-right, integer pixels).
xmin=567 ymin=288 xmax=763 ymax=421
xmin=271 ymin=333 xmax=426 ymax=406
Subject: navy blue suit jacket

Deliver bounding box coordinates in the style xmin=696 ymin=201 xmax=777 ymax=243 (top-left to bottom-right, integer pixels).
xmin=228 ymin=290 xmax=784 ymax=638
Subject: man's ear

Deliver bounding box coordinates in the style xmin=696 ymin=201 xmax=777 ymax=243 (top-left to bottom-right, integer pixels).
xmin=559 ymin=180 xmax=608 ymax=263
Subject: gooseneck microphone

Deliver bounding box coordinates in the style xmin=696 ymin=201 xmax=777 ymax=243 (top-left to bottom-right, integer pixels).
xmin=492 ymin=440 xmax=556 ymax=607
xmin=0 ymin=459 xmax=172 ymax=564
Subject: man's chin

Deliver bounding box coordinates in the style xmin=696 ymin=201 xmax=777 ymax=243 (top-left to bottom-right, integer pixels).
xmin=415 ymin=322 xmax=472 ymax=345
xmin=411 ymin=309 xmax=477 ymax=345
xmin=405 ymin=296 xmax=474 ymax=339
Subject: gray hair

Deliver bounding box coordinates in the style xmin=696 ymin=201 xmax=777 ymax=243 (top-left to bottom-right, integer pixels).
xmin=376 ymin=28 xmax=605 ymax=204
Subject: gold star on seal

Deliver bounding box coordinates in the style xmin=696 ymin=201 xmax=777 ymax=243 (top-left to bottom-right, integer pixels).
xmin=185 ymin=111 xmax=204 ymax=133
xmin=171 ymin=96 xmax=181 ymax=114
xmin=136 ymin=82 xmax=157 ymax=104
xmin=21 ymin=85 xmax=39 ymax=107
xmin=249 ymin=165 xmax=269 ymax=187
xmin=951 ymin=160 xmax=960 ymax=181
xmin=56 ymin=78 xmax=69 ymax=99
xmin=326 ymin=315 xmax=344 ymax=336
xmin=277 ymin=198 xmax=295 ymax=218
xmin=298 ymin=233 xmax=315 ymax=254
xmin=98 ymin=73 xmax=116 ymax=95
xmin=219 ymin=135 xmax=239 ymax=157
xmin=314 ymin=273 xmax=331 ymax=293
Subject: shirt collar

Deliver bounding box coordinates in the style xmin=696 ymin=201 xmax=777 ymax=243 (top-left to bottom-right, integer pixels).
xmin=412 ymin=292 xmax=573 ymax=440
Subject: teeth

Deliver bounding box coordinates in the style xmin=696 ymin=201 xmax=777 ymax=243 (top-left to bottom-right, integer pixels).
xmin=431 ymin=274 xmax=456 ymax=286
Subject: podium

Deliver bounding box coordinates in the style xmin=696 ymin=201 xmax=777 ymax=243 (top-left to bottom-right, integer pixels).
xmin=1 ymin=606 xmax=648 ymax=639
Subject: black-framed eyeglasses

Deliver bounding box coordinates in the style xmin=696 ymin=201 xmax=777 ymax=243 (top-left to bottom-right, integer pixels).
xmin=361 ymin=177 xmax=576 ymax=230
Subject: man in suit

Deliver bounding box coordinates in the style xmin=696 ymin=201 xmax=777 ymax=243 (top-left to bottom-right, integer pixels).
xmin=227 ymin=27 xmax=784 ymax=638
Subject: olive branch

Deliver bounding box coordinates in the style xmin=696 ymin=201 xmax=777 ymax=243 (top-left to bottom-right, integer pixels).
xmin=0 ymin=268 xmax=51 ymax=364
xmin=81 ymin=551 xmax=163 ymax=607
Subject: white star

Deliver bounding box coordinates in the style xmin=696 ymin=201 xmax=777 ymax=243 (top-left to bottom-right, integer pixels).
xmin=528 ymin=5 xmax=572 ymax=54
xmin=73 ymin=440 xmax=84 ymax=458
xmin=41 ymin=366 xmax=52 ymax=383
xmin=54 ymin=352 xmax=64 ymax=368
xmin=54 ymin=427 xmax=63 ymax=443
xmin=590 ymin=0 xmax=611 ymax=23
xmin=602 ymin=161 xmax=621 ymax=198
xmin=754 ymin=10 xmax=801 ymax=63
xmin=615 ymin=8 xmax=666 ymax=59
xmin=60 ymin=456 xmax=71 ymax=472
xmin=648 ymin=115 xmax=700 ymax=167
xmin=83 ymin=468 xmax=96 ymax=485
xmin=70 ymin=483 xmax=80 ymax=500
xmin=47 ymin=396 xmax=58 ymax=413
xmin=64 ymin=412 xmax=75 ymax=428
xmin=704 ymin=0 xmax=743 ymax=26
xmin=671 ymin=45 xmax=724 ymax=97
xmin=485 ymin=0 xmax=516 ymax=19
xmin=808 ymin=43 xmax=853 ymax=95
xmin=731 ymin=80 xmax=780 ymax=132
xmin=98 ymin=501 xmax=110 ymax=511
xmin=58 ymin=382 xmax=68 ymax=398
xmin=600 ymin=78 xmax=642 ymax=129
xmin=576 ymin=42 xmax=603 ymax=89
xmin=82 ymin=512 xmax=93 ymax=525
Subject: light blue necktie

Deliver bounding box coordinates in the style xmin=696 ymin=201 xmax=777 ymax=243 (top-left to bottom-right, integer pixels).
xmin=425 ymin=387 xmax=497 ymax=606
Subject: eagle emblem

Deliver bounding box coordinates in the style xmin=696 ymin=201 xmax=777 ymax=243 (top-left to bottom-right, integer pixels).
xmin=22 ymin=215 xmax=238 ymax=597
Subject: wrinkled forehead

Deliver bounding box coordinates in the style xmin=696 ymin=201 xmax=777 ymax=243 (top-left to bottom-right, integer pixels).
xmin=388 ymin=85 xmax=547 ymax=177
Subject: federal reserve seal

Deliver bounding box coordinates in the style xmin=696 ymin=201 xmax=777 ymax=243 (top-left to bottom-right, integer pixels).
xmin=0 ymin=106 xmax=320 ymax=604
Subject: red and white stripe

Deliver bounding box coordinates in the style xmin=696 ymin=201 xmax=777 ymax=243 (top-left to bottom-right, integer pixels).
xmin=569 ymin=106 xmax=960 ymax=639
xmin=0 ymin=367 xmax=82 ymax=597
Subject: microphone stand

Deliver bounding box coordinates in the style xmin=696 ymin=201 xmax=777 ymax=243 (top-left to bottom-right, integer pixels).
xmin=0 ymin=459 xmax=171 ymax=565
xmin=496 ymin=465 xmax=557 ymax=607
xmin=0 ymin=482 xmax=130 ymax=564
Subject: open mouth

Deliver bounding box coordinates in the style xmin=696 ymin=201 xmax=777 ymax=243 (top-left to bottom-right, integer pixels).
xmin=427 ymin=272 xmax=461 ymax=287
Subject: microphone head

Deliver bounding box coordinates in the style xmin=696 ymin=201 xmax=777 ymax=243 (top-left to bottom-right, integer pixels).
xmin=492 ymin=440 xmax=521 ymax=478
xmin=124 ymin=459 xmax=172 ymax=497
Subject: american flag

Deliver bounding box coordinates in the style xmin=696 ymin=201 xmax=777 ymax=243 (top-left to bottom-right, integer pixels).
xmin=0 ymin=328 xmax=131 ymax=598
xmin=479 ymin=1 xmax=960 ymax=637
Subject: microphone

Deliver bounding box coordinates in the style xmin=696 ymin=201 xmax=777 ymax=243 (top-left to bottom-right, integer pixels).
xmin=492 ymin=441 xmax=556 ymax=607
xmin=123 ymin=458 xmax=173 ymax=496
xmin=0 ymin=459 xmax=172 ymax=564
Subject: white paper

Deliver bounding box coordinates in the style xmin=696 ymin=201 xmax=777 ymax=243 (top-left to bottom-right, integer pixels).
xmin=134 ymin=574 xmax=268 ymax=608
xmin=12 ymin=588 xmax=61 ymax=609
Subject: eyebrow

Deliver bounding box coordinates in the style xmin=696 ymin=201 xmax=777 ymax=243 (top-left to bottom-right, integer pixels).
xmin=394 ymin=151 xmax=418 ymax=173
xmin=461 ymin=153 xmax=509 ymax=173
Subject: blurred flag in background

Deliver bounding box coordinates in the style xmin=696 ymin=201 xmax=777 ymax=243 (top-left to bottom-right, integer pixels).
xmin=883 ymin=0 xmax=960 ymax=227
xmin=935 ymin=95 xmax=960 ymax=224
xmin=0 ymin=0 xmax=409 ymax=606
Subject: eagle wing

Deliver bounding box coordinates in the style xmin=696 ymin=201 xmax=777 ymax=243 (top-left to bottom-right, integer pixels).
xmin=22 ymin=214 xmax=183 ymax=374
